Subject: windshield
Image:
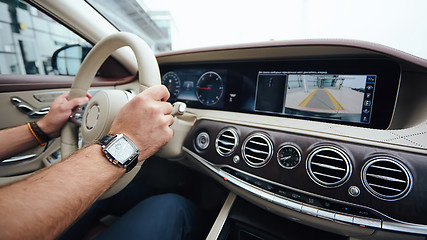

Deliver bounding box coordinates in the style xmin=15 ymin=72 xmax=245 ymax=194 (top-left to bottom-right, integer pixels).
xmin=87 ymin=0 xmax=427 ymax=59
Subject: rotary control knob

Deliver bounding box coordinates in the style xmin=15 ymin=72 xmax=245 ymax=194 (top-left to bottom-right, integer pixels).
xmin=195 ymin=131 xmax=210 ymax=151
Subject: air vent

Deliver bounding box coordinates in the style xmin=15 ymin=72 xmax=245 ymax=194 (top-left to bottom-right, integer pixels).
xmin=362 ymin=157 xmax=412 ymax=201
xmin=242 ymin=133 xmax=273 ymax=168
xmin=306 ymin=146 xmax=352 ymax=188
xmin=215 ymin=128 xmax=239 ymax=157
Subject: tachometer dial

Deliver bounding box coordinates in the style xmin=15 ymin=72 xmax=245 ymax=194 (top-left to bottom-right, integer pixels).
xmin=277 ymin=145 xmax=301 ymax=169
xmin=196 ymin=71 xmax=224 ymax=106
xmin=161 ymin=71 xmax=181 ymax=99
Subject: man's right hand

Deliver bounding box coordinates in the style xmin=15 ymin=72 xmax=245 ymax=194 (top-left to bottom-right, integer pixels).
xmin=108 ymin=85 xmax=174 ymax=161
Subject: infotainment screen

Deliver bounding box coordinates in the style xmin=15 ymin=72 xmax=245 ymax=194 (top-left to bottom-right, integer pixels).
xmin=255 ymin=71 xmax=376 ymax=124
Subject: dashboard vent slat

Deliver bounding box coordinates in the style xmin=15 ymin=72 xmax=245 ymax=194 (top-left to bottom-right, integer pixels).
xmin=215 ymin=128 xmax=239 ymax=157
xmin=245 ymin=147 xmax=269 ymax=155
xmin=249 ymin=140 xmax=268 ymax=147
xmin=362 ymin=157 xmax=413 ymax=201
xmin=242 ymin=133 xmax=273 ymax=168
xmin=311 ymin=162 xmax=346 ymax=171
xmin=368 ymin=183 xmax=403 ymax=193
xmin=306 ymin=146 xmax=352 ymax=188
xmin=315 ymin=154 xmax=344 ymax=161
xmin=366 ymin=173 xmax=406 ymax=183
xmin=312 ymin=171 xmax=342 ymax=180
xmin=246 ymin=154 xmax=267 ymax=162
xmin=217 ymin=140 xmax=235 ymax=146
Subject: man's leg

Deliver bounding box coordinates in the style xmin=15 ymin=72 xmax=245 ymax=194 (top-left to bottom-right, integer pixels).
xmin=95 ymin=193 xmax=197 ymax=240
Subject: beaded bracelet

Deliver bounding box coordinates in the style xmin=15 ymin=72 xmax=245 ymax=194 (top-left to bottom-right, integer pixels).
xmin=27 ymin=121 xmax=51 ymax=146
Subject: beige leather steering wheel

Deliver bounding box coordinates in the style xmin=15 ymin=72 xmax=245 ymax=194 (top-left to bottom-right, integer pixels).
xmin=60 ymin=32 xmax=160 ymax=198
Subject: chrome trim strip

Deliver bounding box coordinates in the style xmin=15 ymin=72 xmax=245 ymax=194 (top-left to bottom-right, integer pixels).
xmin=382 ymin=221 xmax=427 ymax=236
xmin=183 ymin=147 xmax=427 ymax=236
xmin=1 ymin=154 xmax=37 ymax=165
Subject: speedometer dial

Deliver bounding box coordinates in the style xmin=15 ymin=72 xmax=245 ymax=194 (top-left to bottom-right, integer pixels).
xmin=161 ymin=71 xmax=180 ymax=99
xmin=196 ymin=71 xmax=224 ymax=106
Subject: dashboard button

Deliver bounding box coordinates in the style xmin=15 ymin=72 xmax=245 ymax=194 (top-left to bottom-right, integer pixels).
xmin=195 ymin=131 xmax=210 ymax=151
xmin=318 ymin=209 xmax=335 ymax=219
xmin=286 ymin=200 xmax=302 ymax=212
xmin=302 ymin=205 xmax=318 ymax=216
xmin=273 ymin=196 xmax=289 ymax=208
xmin=335 ymin=213 xmax=354 ymax=223
xmin=348 ymin=186 xmax=361 ymax=197
xmin=258 ymin=191 xmax=273 ymax=202
xmin=353 ymin=217 xmax=382 ymax=228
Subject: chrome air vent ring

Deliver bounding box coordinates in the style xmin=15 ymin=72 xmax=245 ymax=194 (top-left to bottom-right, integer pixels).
xmin=362 ymin=156 xmax=413 ymax=201
xmin=242 ymin=133 xmax=273 ymax=168
xmin=215 ymin=128 xmax=239 ymax=157
xmin=306 ymin=146 xmax=352 ymax=188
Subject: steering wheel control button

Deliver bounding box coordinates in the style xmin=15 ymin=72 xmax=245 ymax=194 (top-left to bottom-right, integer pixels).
xmin=195 ymin=131 xmax=210 ymax=151
xmin=85 ymin=104 xmax=100 ymax=129
xmin=348 ymin=186 xmax=361 ymax=197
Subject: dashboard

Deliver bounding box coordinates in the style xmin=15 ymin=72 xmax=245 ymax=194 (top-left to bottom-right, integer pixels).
xmin=161 ymin=59 xmax=400 ymax=129
xmin=157 ymin=40 xmax=427 ymax=239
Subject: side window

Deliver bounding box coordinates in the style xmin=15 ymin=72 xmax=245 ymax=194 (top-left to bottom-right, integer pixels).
xmin=0 ymin=0 xmax=89 ymax=75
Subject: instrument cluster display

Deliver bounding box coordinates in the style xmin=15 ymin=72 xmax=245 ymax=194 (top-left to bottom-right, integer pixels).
xmin=160 ymin=59 xmax=399 ymax=129
xmin=161 ymin=68 xmax=226 ymax=108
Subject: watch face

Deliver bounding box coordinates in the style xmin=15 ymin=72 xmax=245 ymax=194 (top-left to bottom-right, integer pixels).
xmin=106 ymin=137 xmax=137 ymax=164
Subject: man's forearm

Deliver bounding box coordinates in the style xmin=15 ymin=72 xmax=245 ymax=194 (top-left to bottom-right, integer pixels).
xmin=0 ymin=144 xmax=125 ymax=239
xmin=0 ymin=124 xmax=40 ymax=161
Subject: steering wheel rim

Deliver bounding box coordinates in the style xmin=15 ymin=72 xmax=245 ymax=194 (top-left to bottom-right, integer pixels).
xmin=60 ymin=32 xmax=160 ymax=198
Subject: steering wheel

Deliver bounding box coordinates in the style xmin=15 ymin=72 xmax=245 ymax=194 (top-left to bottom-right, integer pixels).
xmin=60 ymin=32 xmax=160 ymax=198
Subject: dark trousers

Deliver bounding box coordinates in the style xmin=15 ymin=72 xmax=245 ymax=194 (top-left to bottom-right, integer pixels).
xmin=60 ymin=192 xmax=197 ymax=240
xmin=95 ymin=193 xmax=197 ymax=240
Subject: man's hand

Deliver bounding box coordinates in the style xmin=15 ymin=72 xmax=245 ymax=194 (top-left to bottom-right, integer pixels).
xmin=109 ymin=85 xmax=174 ymax=161
xmin=37 ymin=92 xmax=91 ymax=138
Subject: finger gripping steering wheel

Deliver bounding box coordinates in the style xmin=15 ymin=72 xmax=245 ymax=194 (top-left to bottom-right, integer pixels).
xmin=60 ymin=32 xmax=160 ymax=198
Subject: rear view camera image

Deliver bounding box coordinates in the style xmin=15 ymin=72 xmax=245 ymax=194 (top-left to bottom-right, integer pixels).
xmin=285 ymin=74 xmax=371 ymax=122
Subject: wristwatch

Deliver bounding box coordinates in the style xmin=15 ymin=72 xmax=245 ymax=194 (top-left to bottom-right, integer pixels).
xmin=96 ymin=134 xmax=139 ymax=172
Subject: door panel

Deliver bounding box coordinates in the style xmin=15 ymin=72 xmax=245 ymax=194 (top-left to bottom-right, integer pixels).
xmin=0 ymin=74 xmax=136 ymax=185
xmin=0 ymin=88 xmax=66 ymax=179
